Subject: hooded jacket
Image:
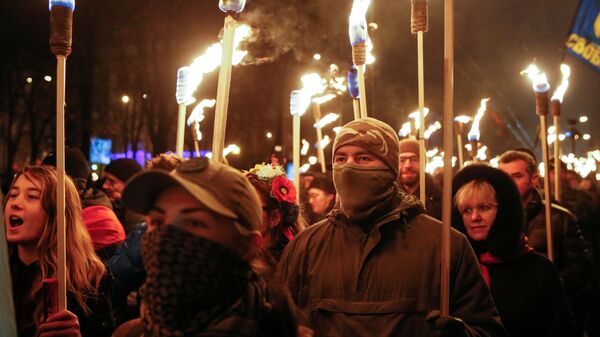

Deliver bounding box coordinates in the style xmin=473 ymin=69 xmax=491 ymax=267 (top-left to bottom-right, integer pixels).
xmin=278 ymin=189 xmax=505 ymax=337
xmin=452 ymin=165 xmax=575 ymax=337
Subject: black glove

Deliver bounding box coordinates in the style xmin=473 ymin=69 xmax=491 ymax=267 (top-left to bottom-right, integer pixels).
xmin=426 ymin=310 xmax=475 ymax=337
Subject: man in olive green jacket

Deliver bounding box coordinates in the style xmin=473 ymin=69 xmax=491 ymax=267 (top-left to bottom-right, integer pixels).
xmin=278 ymin=118 xmax=505 ymax=337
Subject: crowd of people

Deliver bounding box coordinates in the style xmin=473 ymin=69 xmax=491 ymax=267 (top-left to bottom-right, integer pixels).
xmin=3 ymin=116 xmax=599 ymax=337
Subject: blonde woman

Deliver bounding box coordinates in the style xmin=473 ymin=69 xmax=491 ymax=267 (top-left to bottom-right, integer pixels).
xmin=5 ymin=165 xmax=115 ymax=337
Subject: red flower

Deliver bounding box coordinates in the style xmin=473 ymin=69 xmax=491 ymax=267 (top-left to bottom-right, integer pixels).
xmin=271 ymin=176 xmax=296 ymax=204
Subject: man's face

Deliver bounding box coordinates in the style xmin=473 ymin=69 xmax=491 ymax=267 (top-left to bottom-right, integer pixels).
xmin=333 ymin=145 xmax=386 ymax=167
xmin=399 ymin=152 xmax=419 ymax=186
xmin=308 ymin=188 xmax=335 ymax=215
xmin=102 ymin=172 xmax=125 ymax=202
xmin=498 ymin=160 xmax=535 ymax=199
xmin=147 ymin=187 xmax=248 ymax=257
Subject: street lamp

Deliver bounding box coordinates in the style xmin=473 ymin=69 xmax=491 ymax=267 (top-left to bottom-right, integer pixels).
xmin=121 ymin=95 xmax=130 ymax=104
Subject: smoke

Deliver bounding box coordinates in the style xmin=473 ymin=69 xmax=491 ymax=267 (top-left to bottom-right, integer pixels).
xmin=240 ymin=0 xmax=349 ymax=65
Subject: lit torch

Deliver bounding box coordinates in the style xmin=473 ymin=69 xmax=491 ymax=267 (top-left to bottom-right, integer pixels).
xmin=301 ymin=73 xmax=330 ymax=173
xmin=550 ymin=63 xmax=571 ymax=202
xmin=454 ymin=115 xmax=472 ymax=168
xmin=521 ymin=63 xmax=554 ymax=262
xmin=49 ymin=0 xmax=75 ymax=313
xmin=349 ymin=0 xmax=371 ymax=118
xmin=187 ymin=99 xmax=216 ymax=157
xmin=411 ymin=0 xmax=429 ymax=204
xmin=212 ymin=0 xmax=246 ymax=163
xmin=347 ymin=66 xmax=361 ymax=120
xmin=290 ymin=90 xmax=311 ymax=201
xmin=176 ymin=67 xmax=195 ymax=156
xmin=467 ymin=98 xmax=490 ymax=161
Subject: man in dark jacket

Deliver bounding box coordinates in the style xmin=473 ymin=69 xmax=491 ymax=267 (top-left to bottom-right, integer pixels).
xmin=102 ymin=158 xmax=145 ymax=233
xmin=278 ymin=118 xmax=505 ymax=337
xmin=397 ymin=138 xmax=443 ymax=220
xmin=499 ymin=150 xmax=592 ymax=335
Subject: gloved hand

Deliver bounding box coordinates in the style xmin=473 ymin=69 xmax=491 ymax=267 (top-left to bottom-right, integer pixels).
xmin=426 ymin=309 xmax=475 ymax=337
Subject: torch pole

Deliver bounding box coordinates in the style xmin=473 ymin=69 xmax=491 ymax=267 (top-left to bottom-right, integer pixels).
xmin=551 ymin=100 xmax=561 ymax=202
xmin=212 ymin=13 xmax=237 ymax=163
xmin=441 ymin=0 xmax=454 ymax=318
xmin=418 ymin=31 xmax=426 ymax=205
xmin=353 ymin=99 xmax=361 ymax=120
xmin=537 ymin=92 xmax=554 ymax=262
xmin=357 ymin=65 xmax=368 ymax=118
xmin=456 ymin=124 xmax=464 ymax=168
xmin=176 ymin=104 xmax=186 ymax=156
xmin=313 ymin=104 xmax=327 ymax=173
xmin=470 ymin=139 xmax=478 ymax=161
xmin=293 ymin=115 xmax=301 ymax=202
xmin=193 ymin=122 xmax=201 ymax=157
xmin=55 ymin=55 xmax=68 ymax=312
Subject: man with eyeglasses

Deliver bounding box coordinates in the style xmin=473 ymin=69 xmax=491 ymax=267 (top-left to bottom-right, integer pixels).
xmin=397 ymin=138 xmax=442 ymax=219
xmin=498 ymin=149 xmax=592 ymax=336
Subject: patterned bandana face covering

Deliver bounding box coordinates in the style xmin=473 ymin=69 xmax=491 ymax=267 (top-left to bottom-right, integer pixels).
xmin=140 ymin=225 xmax=252 ymax=336
xmin=333 ymin=163 xmax=397 ymax=222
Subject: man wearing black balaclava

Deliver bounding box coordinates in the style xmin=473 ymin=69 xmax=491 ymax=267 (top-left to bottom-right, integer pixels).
xmin=278 ymin=117 xmax=506 ymax=337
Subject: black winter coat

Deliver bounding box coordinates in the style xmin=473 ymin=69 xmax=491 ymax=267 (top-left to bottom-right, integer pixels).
xmin=524 ymin=189 xmax=593 ymax=298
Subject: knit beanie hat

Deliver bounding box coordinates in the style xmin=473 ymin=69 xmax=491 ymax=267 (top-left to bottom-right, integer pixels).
xmin=399 ymin=138 xmax=420 ymax=155
xmin=332 ymin=117 xmax=400 ymax=177
xmin=42 ymin=147 xmax=90 ymax=181
xmin=104 ymin=158 xmax=143 ymax=183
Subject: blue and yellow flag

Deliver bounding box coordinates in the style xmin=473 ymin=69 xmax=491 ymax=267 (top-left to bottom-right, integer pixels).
xmin=565 ymin=0 xmax=600 ymax=72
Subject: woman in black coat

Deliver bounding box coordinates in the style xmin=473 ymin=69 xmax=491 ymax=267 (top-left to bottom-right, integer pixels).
xmin=452 ymin=164 xmax=575 ymax=337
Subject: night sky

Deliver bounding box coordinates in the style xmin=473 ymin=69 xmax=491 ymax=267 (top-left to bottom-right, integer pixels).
xmin=1 ymin=0 xmax=598 ymax=171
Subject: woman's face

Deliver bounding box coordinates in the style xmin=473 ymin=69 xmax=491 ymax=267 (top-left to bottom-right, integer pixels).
xmin=460 ymin=196 xmax=498 ymax=242
xmin=4 ymin=175 xmax=47 ymax=247
xmin=147 ymin=187 xmax=248 ymax=256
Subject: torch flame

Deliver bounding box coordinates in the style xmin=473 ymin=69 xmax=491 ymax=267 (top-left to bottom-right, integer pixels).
xmin=290 ymin=90 xmax=311 ymax=117
xmin=301 ymin=139 xmax=309 ymax=155
xmin=314 ymin=113 xmax=340 ymax=129
xmin=318 ymin=135 xmax=331 ymax=149
xmin=398 ymin=122 xmax=412 ymax=137
xmin=301 ymin=73 xmax=327 ymax=97
xmin=551 ymin=63 xmax=571 ymax=103
xmin=454 ymin=115 xmax=472 ymax=124
xmin=349 ymin=0 xmax=371 ymax=46
xmin=312 ymin=94 xmax=337 ymax=105
xmin=187 ymin=99 xmax=216 ymax=141
xmin=467 ymin=98 xmax=490 ymax=142
xmin=520 ymin=64 xmax=550 ymax=93
xmin=408 ymin=107 xmax=430 ymax=129
xmin=424 ymin=121 xmax=442 ymax=139
xmin=186 ymin=24 xmax=253 ymax=102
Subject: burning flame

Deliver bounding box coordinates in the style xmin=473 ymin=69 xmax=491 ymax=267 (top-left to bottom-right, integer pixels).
xmin=349 ymin=0 xmax=371 ymax=46
xmin=454 ymin=115 xmax=472 ymax=124
xmin=426 ymin=148 xmax=439 ymax=158
xmin=318 ymin=135 xmax=331 ymax=149
xmin=187 ymin=99 xmax=216 ymax=141
xmin=521 ymin=64 xmax=550 ymax=93
xmin=308 ymin=156 xmax=318 ymax=165
xmin=424 ymin=121 xmax=442 ymax=139
xmin=185 ymin=24 xmax=253 ymax=103
xmin=301 ymin=73 xmax=327 ymax=97
xmin=205 ymin=143 xmax=241 ymax=159
xmin=398 ymin=122 xmax=412 ymax=137
xmin=408 ymin=107 xmax=430 ymax=129
xmin=333 ymin=126 xmax=342 ymax=134
xmin=467 ymin=98 xmax=490 ymax=142
xmin=299 ymin=163 xmax=311 ymax=173
xmin=314 ymin=113 xmax=340 ymax=129
xmin=551 ymin=64 xmax=571 ymax=103
xmin=312 ymin=94 xmax=338 ymax=105
xmin=301 ymin=139 xmax=309 ymax=155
